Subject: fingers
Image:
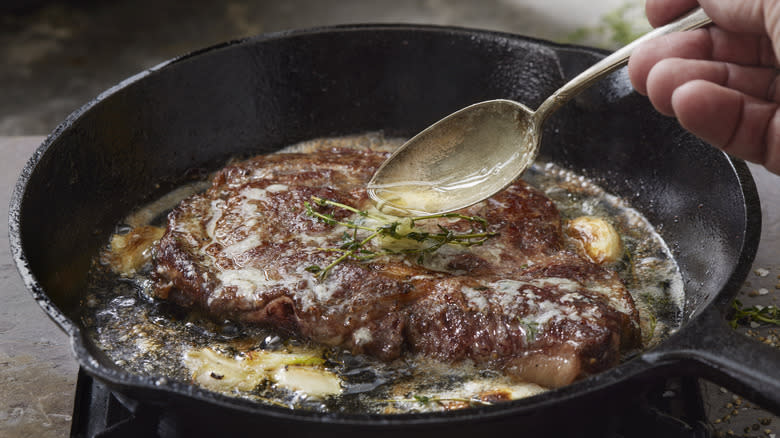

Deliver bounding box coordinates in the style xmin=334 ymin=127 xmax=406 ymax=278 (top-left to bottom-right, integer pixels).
xmin=645 ymin=58 xmax=779 ymax=115
xmin=696 ymin=0 xmax=770 ymax=34
xmin=646 ymin=0 xmax=769 ymax=33
xmin=638 ymin=0 xmax=780 ymax=174
xmin=629 ymin=30 xmax=708 ymax=95
xmin=645 ymin=0 xmax=700 ymax=27
xmin=671 ymin=80 xmax=780 ymax=172
xmin=628 ymin=28 xmax=776 ymax=95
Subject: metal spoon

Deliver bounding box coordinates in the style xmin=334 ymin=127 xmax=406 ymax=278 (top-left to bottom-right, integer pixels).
xmin=367 ymin=7 xmax=711 ymax=216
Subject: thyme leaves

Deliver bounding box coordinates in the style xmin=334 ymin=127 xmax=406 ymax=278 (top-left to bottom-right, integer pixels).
xmin=303 ymin=196 xmax=496 ymax=280
xmin=410 ymin=394 xmax=492 ymax=407
xmin=372 ymin=395 xmax=493 ymax=409
xmin=729 ymin=300 xmax=780 ymax=329
xmin=518 ymin=318 xmax=539 ymax=343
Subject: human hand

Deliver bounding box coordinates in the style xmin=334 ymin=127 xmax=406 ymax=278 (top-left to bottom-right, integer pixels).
xmin=627 ymin=0 xmax=780 ymax=174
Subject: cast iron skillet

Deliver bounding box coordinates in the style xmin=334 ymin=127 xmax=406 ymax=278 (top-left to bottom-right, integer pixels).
xmin=9 ymin=25 xmax=779 ymax=435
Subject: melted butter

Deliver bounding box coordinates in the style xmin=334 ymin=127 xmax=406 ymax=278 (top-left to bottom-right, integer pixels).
xmin=367 ymin=103 xmax=539 ymax=216
xmin=368 ymin=182 xmax=448 ymax=216
xmin=84 ymin=132 xmax=684 ymax=414
xmin=367 ymin=156 xmax=522 ymax=216
xmin=524 ymin=162 xmax=684 ymax=345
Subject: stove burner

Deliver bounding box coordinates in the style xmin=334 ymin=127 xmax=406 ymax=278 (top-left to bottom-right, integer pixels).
xmin=70 ymin=368 xmax=710 ymax=438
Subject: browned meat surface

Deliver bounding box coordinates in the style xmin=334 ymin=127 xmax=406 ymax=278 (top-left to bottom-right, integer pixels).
xmin=151 ymin=147 xmax=640 ymax=388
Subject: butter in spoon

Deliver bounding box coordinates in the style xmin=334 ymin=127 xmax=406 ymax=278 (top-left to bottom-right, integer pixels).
xmin=367 ymin=7 xmax=711 ymax=216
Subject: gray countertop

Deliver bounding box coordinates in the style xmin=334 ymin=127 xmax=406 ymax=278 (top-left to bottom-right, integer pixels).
xmin=1 ymin=135 xmax=778 ymax=437
xmin=1 ymin=137 xmax=79 ymax=437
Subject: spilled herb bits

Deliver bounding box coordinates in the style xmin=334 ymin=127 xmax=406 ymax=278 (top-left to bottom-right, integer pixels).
xmin=729 ymin=300 xmax=780 ymax=329
xmin=303 ymin=196 xmax=497 ymax=280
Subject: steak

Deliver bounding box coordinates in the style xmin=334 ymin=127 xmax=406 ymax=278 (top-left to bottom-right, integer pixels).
xmin=151 ymin=147 xmax=640 ymax=388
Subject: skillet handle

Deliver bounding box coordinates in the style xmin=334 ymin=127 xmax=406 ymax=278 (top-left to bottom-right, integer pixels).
xmin=642 ymin=307 xmax=780 ymax=414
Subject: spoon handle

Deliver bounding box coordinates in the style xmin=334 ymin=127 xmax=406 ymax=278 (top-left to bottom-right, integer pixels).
xmin=536 ymin=7 xmax=712 ymax=119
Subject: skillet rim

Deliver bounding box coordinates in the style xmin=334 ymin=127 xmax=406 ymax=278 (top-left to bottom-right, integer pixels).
xmin=7 ymin=22 xmax=762 ymax=425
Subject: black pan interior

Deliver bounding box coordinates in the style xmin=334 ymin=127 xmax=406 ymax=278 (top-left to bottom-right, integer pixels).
xmin=12 ymin=25 xmax=758 ymax=425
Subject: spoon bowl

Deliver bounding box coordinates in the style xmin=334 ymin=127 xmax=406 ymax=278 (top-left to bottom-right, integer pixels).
xmin=368 ymin=99 xmax=537 ymax=215
xmin=368 ymin=7 xmax=712 ymax=216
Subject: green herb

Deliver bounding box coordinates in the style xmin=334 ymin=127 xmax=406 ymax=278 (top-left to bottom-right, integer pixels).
xmin=377 ymin=395 xmax=492 ymax=408
xmin=729 ymin=300 xmax=780 ymax=329
xmin=411 ymin=395 xmax=492 ymax=407
xmin=304 ymin=265 xmax=322 ymax=274
xmin=518 ymin=319 xmax=539 ymax=343
xmin=413 ymin=395 xmax=431 ymax=405
xmin=304 ymin=196 xmax=497 ymax=280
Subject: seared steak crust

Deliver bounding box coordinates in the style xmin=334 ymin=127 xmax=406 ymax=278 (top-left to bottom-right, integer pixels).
xmin=151 ymin=148 xmax=640 ymax=388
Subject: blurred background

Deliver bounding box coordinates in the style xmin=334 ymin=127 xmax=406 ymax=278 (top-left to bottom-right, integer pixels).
xmin=0 ymin=0 xmax=649 ymax=136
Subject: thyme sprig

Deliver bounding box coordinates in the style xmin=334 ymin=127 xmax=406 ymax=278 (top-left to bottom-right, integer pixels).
xmin=518 ymin=318 xmax=539 ymax=343
xmin=303 ymin=196 xmax=497 ymax=280
xmin=411 ymin=394 xmax=492 ymax=407
xmin=373 ymin=395 xmax=493 ymax=408
xmin=729 ymin=299 xmax=780 ymax=329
